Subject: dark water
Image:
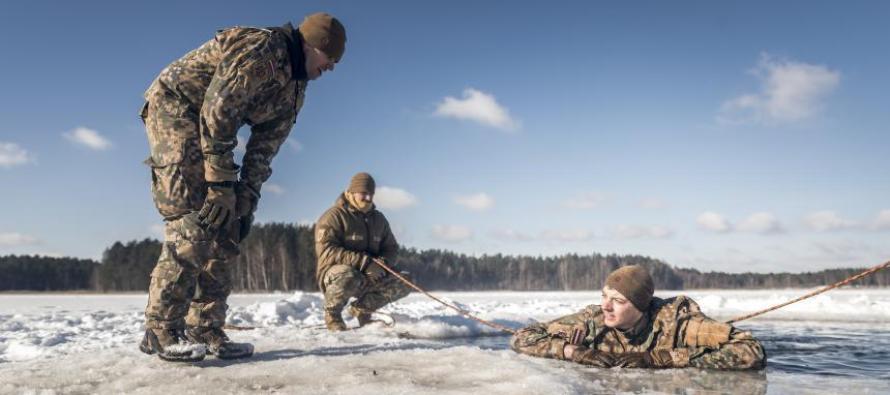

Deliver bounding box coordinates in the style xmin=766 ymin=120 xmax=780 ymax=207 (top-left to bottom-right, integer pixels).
xmin=447 ymin=321 xmax=890 ymax=380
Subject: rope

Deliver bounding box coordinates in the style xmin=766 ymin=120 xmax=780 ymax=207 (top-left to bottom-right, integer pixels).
xmin=374 ymin=259 xmax=516 ymax=335
xmin=726 ymin=259 xmax=890 ymax=324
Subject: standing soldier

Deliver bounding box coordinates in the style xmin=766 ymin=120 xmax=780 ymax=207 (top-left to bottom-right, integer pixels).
xmin=511 ymin=265 xmax=766 ymax=370
xmin=139 ymin=13 xmax=346 ymax=362
xmin=315 ymin=172 xmax=412 ymax=331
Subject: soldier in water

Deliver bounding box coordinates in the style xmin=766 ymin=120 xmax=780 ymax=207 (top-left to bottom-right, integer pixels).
xmin=511 ymin=265 xmax=766 ymax=370
xmin=139 ymin=13 xmax=346 ymax=361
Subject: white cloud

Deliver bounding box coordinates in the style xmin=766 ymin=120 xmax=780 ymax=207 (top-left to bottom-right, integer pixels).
xmin=803 ymin=210 xmax=858 ymax=232
xmin=719 ymin=53 xmax=840 ymax=124
xmin=873 ymin=210 xmax=890 ymax=231
xmin=540 ymin=229 xmax=594 ymax=242
xmin=431 ymin=225 xmax=473 ymax=243
xmin=696 ymin=211 xmax=732 ymax=233
xmin=611 ymin=225 xmax=673 ymax=239
xmin=63 ymin=127 xmax=112 ymax=150
xmin=375 ymin=186 xmax=418 ymax=210
xmin=490 ymin=228 xmax=534 ymax=242
xmin=454 ymin=193 xmax=494 ymax=211
xmin=264 ymin=183 xmax=285 ymax=195
xmin=736 ymin=212 xmax=783 ymax=234
xmin=638 ymin=197 xmax=667 ymax=209
xmin=0 ymin=142 xmax=32 ymax=168
xmin=286 ymin=138 xmax=303 ymax=153
xmin=563 ymin=193 xmax=605 ymax=210
xmin=434 ymin=88 xmax=520 ymax=131
xmin=0 ymin=232 xmax=40 ymax=247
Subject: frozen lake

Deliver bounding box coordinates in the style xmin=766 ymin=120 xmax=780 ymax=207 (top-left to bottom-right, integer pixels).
xmin=1 ymin=289 xmax=889 ymax=394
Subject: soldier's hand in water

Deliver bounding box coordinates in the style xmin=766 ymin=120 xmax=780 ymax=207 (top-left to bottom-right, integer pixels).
xmin=198 ymin=182 xmax=237 ymax=232
xmin=569 ymin=346 xmax=617 ymax=368
xmin=363 ymin=257 xmax=388 ymax=283
xmin=612 ymin=350 xmax=675 ymax=368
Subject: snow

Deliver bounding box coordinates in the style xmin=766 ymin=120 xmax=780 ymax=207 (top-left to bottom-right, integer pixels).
xmin=1 ymin=289 xmax=889 ymax=394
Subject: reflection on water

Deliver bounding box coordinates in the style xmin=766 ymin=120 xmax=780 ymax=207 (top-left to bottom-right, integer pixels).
xmin=442 ymin=320 xmax=890 ymax=394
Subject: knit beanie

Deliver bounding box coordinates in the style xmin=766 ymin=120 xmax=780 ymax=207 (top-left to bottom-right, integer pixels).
xmin=605 ymin=265 xmax=655 ymax=311
xmin=298 ymin=12 xmax=347 ymax=62
xmin=347 ymin=172 xmax=375 ymax=194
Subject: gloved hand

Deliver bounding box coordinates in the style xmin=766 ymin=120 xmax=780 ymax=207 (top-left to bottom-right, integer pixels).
xmin=612 ymin=350 xmax=675 ymax=369
xmin=235 ymin=182 xmax=260 ymax=218
xmin=233 ymin=182 xmax=260 ymax=240
xmin=198 ymin=182 xmax=237 ymax=232
xmin=570 ymin=346 xmax=617 ymax=368
xmin=239 ymin=213 xmax=255 ymax=240
xmin=363 ymin=257 xmax=388 ymax=283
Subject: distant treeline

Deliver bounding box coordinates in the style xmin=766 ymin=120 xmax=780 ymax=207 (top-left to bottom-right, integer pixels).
xmin=2 ymin=223 xmax=888 ymax=292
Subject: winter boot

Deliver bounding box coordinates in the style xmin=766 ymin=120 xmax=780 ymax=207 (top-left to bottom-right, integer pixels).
xmin=139 ymin=327 xmax=207 ymax=362
xmin=325 ymin=308 xmax=347 ymax=331
xmin=348 ymin=305 xmax=374 ymax=327
xmin=186 ymin=327 xmax=254 ymax=359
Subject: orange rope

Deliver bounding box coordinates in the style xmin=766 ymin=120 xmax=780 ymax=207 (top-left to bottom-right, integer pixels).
xmin=374 ymin=259 xmax=516 ymax=335
xmin=726 ymin=259 xmax=890 ymax=324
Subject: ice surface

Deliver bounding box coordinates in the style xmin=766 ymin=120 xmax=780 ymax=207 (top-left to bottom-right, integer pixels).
xmin=0 ymin=289 xmax=889 ymax=394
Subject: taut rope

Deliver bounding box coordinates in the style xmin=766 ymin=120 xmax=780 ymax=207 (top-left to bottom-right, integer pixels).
xmin=725 ymin=259 xmax=890 ymax=324
xmin=374 ymin=260 xmax=516 ymax=334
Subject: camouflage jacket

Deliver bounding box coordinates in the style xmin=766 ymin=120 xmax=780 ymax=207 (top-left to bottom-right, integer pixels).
xmin=144 ymin=23 xmax=308 ymax=193
xmin=511 ymin=296 xmax=766 ymax=370
xmin=315 ymin=194 xmax=399 ymax=289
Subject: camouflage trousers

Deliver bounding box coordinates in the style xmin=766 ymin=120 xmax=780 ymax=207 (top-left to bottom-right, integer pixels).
xmin=322 ymin=264 xmax=412 ymax=313
xmin=142 ymin=92 xmax=237 ymax=330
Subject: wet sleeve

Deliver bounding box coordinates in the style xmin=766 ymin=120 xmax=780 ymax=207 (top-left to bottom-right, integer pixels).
xmin=315 ymin=210 xmax=370 ymax=273
xmin=688 ymin=327 xmax=766 ymax=370
xmin=200 ymin=41 xmax=277 ymax=182
xmin=510 ymin=309 xmax=590 ymax=360
xmin=240 ymin=114 xmax=294 ymax=193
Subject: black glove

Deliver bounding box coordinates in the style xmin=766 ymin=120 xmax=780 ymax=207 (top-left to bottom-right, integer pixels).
xmin=239 ymin=213 xmax=255 ymax=240
xmin=233 ymin=182 xmax=259 ymax=240
xmin=570 ymin=346 xmax=617 ymax=368
xmin=363 ymin=257 xmax=388 ymax=283
xmin=235 ymin=182 xmax=260 ymax=218
xmin=198 ymin=182 xmax=236 ymax=232
xmin=612 ymin=350 xmax=675 ymax=369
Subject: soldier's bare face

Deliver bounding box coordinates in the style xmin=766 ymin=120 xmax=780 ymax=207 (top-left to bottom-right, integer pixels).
xmin=351 ymin=192 xmax=373 ymax=203
xmin=304 ymin=44 xmax=335 ymax=80
xmin=601 ymin=286 xmax=644 ymax=330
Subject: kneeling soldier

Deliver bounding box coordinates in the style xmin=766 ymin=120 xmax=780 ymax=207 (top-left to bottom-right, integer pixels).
xmin=511 ymin=265 xmax=766 ymax=370
xmin=315 ymin=172 xmax=412 ymax=331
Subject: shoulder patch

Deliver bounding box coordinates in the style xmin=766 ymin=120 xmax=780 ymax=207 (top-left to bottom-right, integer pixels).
xmin=251 ymin=59 xmax=275 ymax=81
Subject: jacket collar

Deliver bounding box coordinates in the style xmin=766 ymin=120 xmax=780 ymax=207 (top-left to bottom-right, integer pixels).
xmin=270 ymin=23 xmax=308 ymax=81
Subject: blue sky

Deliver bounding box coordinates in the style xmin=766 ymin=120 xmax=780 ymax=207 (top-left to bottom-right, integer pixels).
xmin=1 ymin=1 xmax=888 ymax=272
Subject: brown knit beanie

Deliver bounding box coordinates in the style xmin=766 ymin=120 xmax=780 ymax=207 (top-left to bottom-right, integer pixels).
xmin=605 ymin=265 xmax=655 ymax=311
xmin=298 ymin=12 xmax=347 ymax=62
xmin=347 ymin=172 xmax=375 ymax=194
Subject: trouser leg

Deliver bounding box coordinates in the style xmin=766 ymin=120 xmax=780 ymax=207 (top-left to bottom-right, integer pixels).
xmin=144 ymin=222 xmax=211 ymax=329
xmin=352 ymin=273 xmax=412 ymax=312
xmin=322 ymin=264 xmax=365 ymax=312
xmin=186 ymin=257 xmax=232 ymax=329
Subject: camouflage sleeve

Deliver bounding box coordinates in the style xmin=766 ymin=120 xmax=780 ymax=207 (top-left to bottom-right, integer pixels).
xmin=510 ymin=309 xmax=591 ymax=360
xmin=688 ymin=327 xmax=766 ymax=370
xmin=378 ymin=217 xmax=399 ymax=263
xmin=677 ymin=313 xmax=766 ymax=370
xmin=240 ymin=114 xmax=293 ymax=193
xmin=200 ymin=34 xmax=280 ymax=182
xmin=315 ymin=209 xmax=369 ymax=273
